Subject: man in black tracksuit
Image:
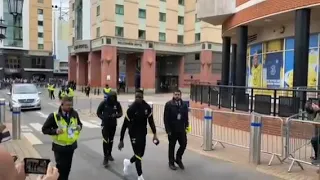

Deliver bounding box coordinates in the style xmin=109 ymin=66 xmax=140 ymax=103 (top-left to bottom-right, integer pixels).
xmin=96 ymin=91 xmax=123 ymax=167
xmin=118 ymin=89 xmax=159 ymax=180
xmin=164 ymin=89 xmax=189 ymax=170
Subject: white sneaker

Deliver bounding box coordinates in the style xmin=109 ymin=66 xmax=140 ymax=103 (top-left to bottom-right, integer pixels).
xmin=138 ymin=175 xmax=145 ymax=180
xmin=123 ymin=159 xmax=131 ymax=175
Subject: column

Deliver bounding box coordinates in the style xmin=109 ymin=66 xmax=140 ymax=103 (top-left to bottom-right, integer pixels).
xmin=221 ymin=36 xmax=231 ymax=85
xmin=88 ymin=51 xmax=101 ymax=87
xmin=76 ymin=54 xmax=86 ymax=86
xmin=126 ymin=54 xmax=137 ymax=93
xmin=101 ymin=46 xmax=118 ymax=89
xmin=200 ymin=50 xmax=212 ymax=83
xmin=68 ymin=56 xmax=77 ymax=81
xmin=178 ymin=56 xmax=185 ymax=91
xmin=231 ymin=44 xmax=237 ymax=85
xmin=141 ymin=49 xmax=156 ymax=94
xmin=293 ymin=8 xmax=310 ymax=87
xmin=235 ymin=26 xmax=248 ymax=86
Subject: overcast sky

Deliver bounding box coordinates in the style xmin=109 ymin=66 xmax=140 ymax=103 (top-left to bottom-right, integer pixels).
xmin=52 ymin=0 xmax=69 ymax=8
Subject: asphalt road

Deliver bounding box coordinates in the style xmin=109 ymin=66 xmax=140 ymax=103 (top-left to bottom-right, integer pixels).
xmin=0 ymin=88 xmax=279 ymax=180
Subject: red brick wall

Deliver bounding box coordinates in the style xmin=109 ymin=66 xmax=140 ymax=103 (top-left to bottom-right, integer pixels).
xmin=223 ymin=0 xmax=320 ymax=33
xmin=236 ymin=0 xmax=250 ymax=6
xmin=190 ymin=101 xmax=314 ymax=139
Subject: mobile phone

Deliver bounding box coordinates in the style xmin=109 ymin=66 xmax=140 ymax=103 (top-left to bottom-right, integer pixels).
xmin=153 ymin=139 xmax=160 ymax=146
xmin=24 ymin=158 xmax=50 ymax=174
xmin=0 ymin=131 xmax=11 ymax=143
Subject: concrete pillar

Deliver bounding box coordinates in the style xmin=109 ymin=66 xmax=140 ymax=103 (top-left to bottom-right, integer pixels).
xmin=231 ymin=44 xmax=237 ymax=85
xmin=68 ymin=55 xmax=77 ymax=81
xmin=141 ymin=49 xmax=156 ymax=94
xmin=101 ymin=46 xmax=118 ymax=89
xmin=200 ymin=50 xmax=212 ymax=83
xmin=179 ymin=56 xmax=187 ymax=92
xmin=88 ymin=51 xmax=101 ymax=87
xmin=76 ymin=54 xmax=87 ymax=86
xmin=126 ymin=54 xmax=137 ymax=93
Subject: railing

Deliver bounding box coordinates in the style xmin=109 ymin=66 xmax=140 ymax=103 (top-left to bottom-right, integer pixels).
xmin=190 ymin=84 xmax=320 ymax=117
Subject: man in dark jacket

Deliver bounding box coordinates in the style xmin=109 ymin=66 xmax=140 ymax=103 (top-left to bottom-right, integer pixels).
xmin=96 ymin=91 xmax=123 ymax=167
xmin=164 ymin=89 xmax=189 ymax=170
xmin=42 ymin=96 xmax=83 ymax=180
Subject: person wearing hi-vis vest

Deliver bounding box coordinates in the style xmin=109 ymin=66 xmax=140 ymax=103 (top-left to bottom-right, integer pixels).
xmin=103 ymin=84 xmax=112 ymax=100
xmin=59 ymin=86 xmax=75 ymax=103
xmin=48 ymin=83 xmax=56 ymax=100
xmin=42 ymin=96 xmax=83 ymax=180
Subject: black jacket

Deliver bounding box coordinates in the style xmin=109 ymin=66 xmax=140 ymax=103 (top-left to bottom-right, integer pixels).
xmin=96 ymin=99 xmax=123 ymax=127
xmin=120 ymin=100 xmax=157 ymax=140
xmin=42 ymin=107 xmax=83 ymax=152
xmin=164 ymin=99 xmax=189 ymax=133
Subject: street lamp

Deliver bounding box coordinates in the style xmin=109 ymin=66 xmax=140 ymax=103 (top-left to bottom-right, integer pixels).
xmin=7 ymin=0 xmax=24 ymax=42
xmin=0 ymin=18 xmax=7 ymax=41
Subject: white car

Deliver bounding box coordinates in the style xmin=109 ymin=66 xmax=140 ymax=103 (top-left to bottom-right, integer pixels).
xmin=8 ymin=83 xmax=42 ymax=111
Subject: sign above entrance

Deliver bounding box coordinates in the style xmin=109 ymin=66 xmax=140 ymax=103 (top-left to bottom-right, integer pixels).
xmin=115 ymin=38 xmax=147 ymax=49
xmin=73 ymin=40 xmax=91 ymax=53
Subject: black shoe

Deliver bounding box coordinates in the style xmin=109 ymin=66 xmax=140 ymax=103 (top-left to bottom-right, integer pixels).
xmin=108 ymin=155 xmax=114 ymax=161
xmin=175 ymin=160 xmax=185 ymax=170
xmin=103 ymin=158 xmax=109 ymax=167
xmin=169 ymin=163 xmax=177 ymax=170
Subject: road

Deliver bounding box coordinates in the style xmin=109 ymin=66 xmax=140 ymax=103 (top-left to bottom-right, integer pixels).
xmin=0 ymin=88 xmax=279 ymax=180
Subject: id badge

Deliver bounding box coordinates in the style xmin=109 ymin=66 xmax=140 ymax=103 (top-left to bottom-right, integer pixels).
xmin=68 ymin=127 xmax=74 ymax=138
xmin=177 ymin=113 xmax=181 ymax=120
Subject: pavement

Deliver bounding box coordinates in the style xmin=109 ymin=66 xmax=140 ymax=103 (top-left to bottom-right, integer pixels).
xmin=0 ymin=88 xmax=313 ymax=180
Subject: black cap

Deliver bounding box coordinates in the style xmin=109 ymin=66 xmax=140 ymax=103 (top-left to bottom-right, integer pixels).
xmin=136 ymin=88 xmax=144 ymax=94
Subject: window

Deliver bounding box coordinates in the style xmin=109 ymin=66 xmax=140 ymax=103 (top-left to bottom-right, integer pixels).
xmin=38 ymin=32 xmax=43 ymax=38
xmin=177 ymin=35 xmax=184 ymax=44
xmin=115 ymin=5 xmax=124 ymax=15
xmin=38 ymin=44 xmax=44 ymax=49
xmin=5 ymin=56 xmax=20 ymax=68
xmin=159 ymin=13 xmax=166 ymax=22
xmin=160 ymin=0 xmax=166 ymax=1
xmin=178 ymin=16 xmax=184 ymax=25
xmin=38 ymin=21 xmax=43 ymax=26
xmin=195 ymin=33 xmax=201 ymax=42
xmin=96 ymin=27 xmax=100 ymax=38
xmin=32 ymin=58 xmax=45 ymax=68
xmin=72 ymin=20 xmax=74 ymax=27
xmin=138 ymin=30 xmax=145 ymax=39
xmin=72 ymin=3 xmax=74 ymax=11
xmin=159 ymin=32 xmax=166 ymax=42
xmin=178 ymin=0 xmax=184 ymax=5
xmin=195 ymin=14 xmax=200 ymax=22
xmin=96 ymin=5 xmax=100 ymax=16
xmin=37 ymin=9 xmax=43 ymax=14
xmin=195 ymin=53 xmax=200 ymax=60
xmin=115 ymin=26 xmax=124 ymax=37
xmin=38 ymin=0 xmax=43 ymax=3
xmin=139 ymin=9 xmax=146 ymax=19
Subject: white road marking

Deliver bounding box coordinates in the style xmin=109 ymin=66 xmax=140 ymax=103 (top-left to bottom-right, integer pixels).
xmin=21 ymin=125 xmax=33 ymax=132
xmin=22 ymin=132 xmax=43 ymax=145
xmin=29 ymin=123 xmax=43 ymax=132
xmin=81 ymin=121 xmax=100 ymax=128
xmin=36 ymin=111 xmax=48 ymax=118
xmin=89 ymin=120 xmax=100 ymax=125
xmin=48 ymin=102 xmax=59 ymax=108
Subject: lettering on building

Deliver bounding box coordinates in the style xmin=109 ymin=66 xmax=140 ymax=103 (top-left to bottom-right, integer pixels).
xmin=74 ymin=44 xmax=89 ymax=50
xmin=117 ymin=40 xmax=143 ymax=47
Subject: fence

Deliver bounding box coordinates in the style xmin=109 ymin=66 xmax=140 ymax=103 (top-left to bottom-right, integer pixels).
xmin=190 ymin=84 xmax=320 ymax=117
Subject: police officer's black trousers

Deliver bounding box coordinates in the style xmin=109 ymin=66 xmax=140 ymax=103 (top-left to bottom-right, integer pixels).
xmin=54 ymin=150 xmax=74 ymax=180
xmin=102 ymin=126 xmax=116 ymax=158
xmin=130 ymin=135 xmax=146 ymax=176
xmin=50 ymin=90 xmax=55 ymax=99
xmin=168 ymin=132 xmax=187 ymax=164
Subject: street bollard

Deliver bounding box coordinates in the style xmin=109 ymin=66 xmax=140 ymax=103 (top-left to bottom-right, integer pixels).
xmin=0 ymin=98 xmax=5 ymax=124
xmin=12 ymin=105 xmax=21 ymax=140
xmin=89 ymin=99 xmax=92 ymax=114
xmin=128 ymin=99 xmax=134 ymax=107
xmin=94 ymin=89 xmax=96 ymax=95
xmin=249 ymin=113 xmax=262 ymax=165
xmin=203 ymin=108 xmax=213 ymax=151
xmin=97 ymin=89 xmax=100 ymax=95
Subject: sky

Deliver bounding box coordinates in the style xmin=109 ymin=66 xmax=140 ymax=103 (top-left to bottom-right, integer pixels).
xmin=52 ymin=0 xmax=69 ymax=8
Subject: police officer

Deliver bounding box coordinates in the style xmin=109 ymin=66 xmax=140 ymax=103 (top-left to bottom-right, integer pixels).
xmin=164 ymin=89 xmax=189 ymax=170
xmin=59 ymin=85 xmax=75 ymax=100
xmin=103 ymin=84 xmax=112 ymax=99
xmin=96 ymin=91 xmax=123 ymax=167
xmin=118 ymin=89 xmax=159 ymax=180
xmin=42 ymin=96 xmax=83 ymax=180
